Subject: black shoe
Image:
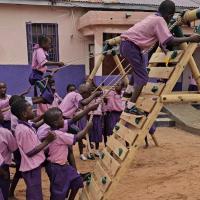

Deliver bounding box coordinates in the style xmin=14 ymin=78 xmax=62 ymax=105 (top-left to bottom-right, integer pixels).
xmin=125 ymin=105 xmax=145 ymax=116
xmin=123 ymin=92 xmax=132 ymax=98
xmin=87 ymin=153 xmax=95 ymax=160
xmin=80 ymin=172 xmax=91 ymax=182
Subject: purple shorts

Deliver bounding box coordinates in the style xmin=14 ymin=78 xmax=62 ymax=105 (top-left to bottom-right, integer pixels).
xmin=29 ymin=69 xmax=54 ymax=104
xmin=46 ymin=163 xmax=83 ymax=200
xmin=21 ymin=166 xmax=43 ymax=200
xmin=120 ymin=40 xmax=148 ymax=86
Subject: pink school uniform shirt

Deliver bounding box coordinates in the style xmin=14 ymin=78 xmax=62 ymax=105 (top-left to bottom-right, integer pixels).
xmin=0 ymin=95 xmax=11 ymax=121
xmin=37 ymin=93 xmax=63 ymax=115
xmin=15 ymin=122 xmax=45 ymax=172
xmin=106 ymin=90 xmax=124 ymax=112
xmin=37 ymin=120 xmax=69 ymax=141
xmin=59 ymin=91 xmax=83 ymax=119
xmin=189 ymin=76 xmax=197 ymax=86
xmin=48 ymin=130 xmax=76 ymax=165
xmin=32 ymin=44 xmax=48 ymax=73
xmin=121 ymin=14 xmax=173 ymax=51
xmin=0 ymin=153 xmax=4 ymax=166
xmin=0 ymin=127 xmax=18 ymax=165
xmin=89 ymin=98 xmax=103 ymax=116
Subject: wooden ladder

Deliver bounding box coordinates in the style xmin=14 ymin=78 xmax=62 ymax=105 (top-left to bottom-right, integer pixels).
xmin=79 ymin=43 xmax=199 ymax=200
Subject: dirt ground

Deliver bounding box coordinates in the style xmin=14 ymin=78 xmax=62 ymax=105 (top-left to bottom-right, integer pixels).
xmin=13 ymin=127 xmax=200 ymax=200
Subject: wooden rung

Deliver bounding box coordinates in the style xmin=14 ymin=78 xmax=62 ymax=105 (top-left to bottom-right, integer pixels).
xmin=114 ymin=123 xmax=139 ymax=145
xmin=86 ymin=177 xmax=103 ymax=200
xmin=93 ymin=162 xmax=112 ymax=192
xmin=79 ymin=189 xmax=91 ymax=200
xmin=136 ymin=95 xmax=157 ymax=113
xmin=149 ymin=50 xmax=183 ymax=64
xmin=107 ymin=136 xmax=128 ymax=160
xmin=100 ymin=149 xmax=120 ymax=177
xmin=142 ymin=82 xmax=165 ymax=96
xmin=147 ymin=67 xmax=174 ymax=79
xmin=120 ymin=112 xmax=146 ymax=128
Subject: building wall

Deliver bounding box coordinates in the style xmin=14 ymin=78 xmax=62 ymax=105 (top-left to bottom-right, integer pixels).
xmin=0 ymin=4 xmax=92 ymax=73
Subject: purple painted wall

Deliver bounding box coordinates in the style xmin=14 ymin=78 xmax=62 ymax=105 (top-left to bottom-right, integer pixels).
xmin=0 ymin=65 xmax=85 ymax=98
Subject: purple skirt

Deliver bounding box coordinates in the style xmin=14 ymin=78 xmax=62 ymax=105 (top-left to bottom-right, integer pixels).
xmin=46 ymin=163 xmax=83 ymax=200
xmin=29 ymin=69 xmax=54 ymax=104
xmin=89 ymin=115 xmax=103 ymax=143
xmin=120 ymin=40 xmax=148 ymax=86
xmin=104 ymin=111 xmax=122 ymax=136
xmin=0 ymin=165 xmax=10 ymax=200
xmin=77 ymin=116 xmax=88 ymax=131
xmin=21 ymin=166 xmax=43 ymax=200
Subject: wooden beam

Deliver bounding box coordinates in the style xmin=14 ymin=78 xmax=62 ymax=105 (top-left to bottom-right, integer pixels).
xmin=161 ymin=93 xmax=200 ymax=103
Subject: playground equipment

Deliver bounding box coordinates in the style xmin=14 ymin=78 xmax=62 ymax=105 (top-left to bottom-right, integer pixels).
xmin=80 ymin=8 xmax=200 ymax=200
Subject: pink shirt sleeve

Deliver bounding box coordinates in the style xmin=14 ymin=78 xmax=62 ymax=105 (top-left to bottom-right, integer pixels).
xmin=5 ymin=129 xmax=18 ymax=152
xmin=57 ymin=131 xmax=75 ymax=145
xmin=154 ymin=18 xmax=173 ymax=45
xmin=36 ymin=48 xmax=48 ymax=67
xmin=73 ymin=93 xmax=83 ymax=108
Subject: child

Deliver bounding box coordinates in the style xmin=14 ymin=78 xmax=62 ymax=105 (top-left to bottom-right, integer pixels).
xmin=59 ymin=83 xmax=101 ymax=160
xmin=66 ymin=84 xmax=76 ymax=94
xmin=44 ymin=107 xmax=92 ymax=200
xmin=104 ymin=83 xmax=124 ymax=145
xmin=37 ymin=79 xmax=62 ymax=115
xmin=0 ymin=109 xmax=18 ymax=200
xmin=29 ymin=35 xmax=64 ymax=104
xmin=88 ymin=98 xmax=103 ymax=157
xmin=11 ymin=99 xmax=55 ymax=200
xmin=120 ymin=0 xmax=200 ymax=115
xmin=0 ymin=82 xmax=11 ymax=130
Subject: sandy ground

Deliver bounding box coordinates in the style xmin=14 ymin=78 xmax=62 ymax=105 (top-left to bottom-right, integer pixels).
xmin=12 ymin=127 xmax=200 ymax=200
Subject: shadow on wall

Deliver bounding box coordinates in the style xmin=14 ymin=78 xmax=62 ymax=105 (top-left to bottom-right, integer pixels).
xmin=0 ymin=65 xmax=85 ymax=98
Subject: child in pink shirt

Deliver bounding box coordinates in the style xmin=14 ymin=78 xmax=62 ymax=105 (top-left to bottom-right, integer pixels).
xmin=0 ymin=82 xmax=11 ymax=130
xmin=0 ymin=109 xmax=18 ymax=200
xmin=29 ymin=35 xmax=64 ymax=105
xmin=44 ymin=107 xmax=92 ymax=200
xmin=121 ymin=0 xmax=200 ymax=115
xmin=11 ymin=99 xmax=55 ymax=200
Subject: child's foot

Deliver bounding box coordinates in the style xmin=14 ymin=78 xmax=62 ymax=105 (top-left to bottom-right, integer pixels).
xmin=124 ymin=105 xmax=145 ymax=116
xmin=87 ymin=153 xmax=95 ymax=160
xmin=80 ymin=154 xmax=87 ymax=161
xmin=94 ymin=151 xmax=102 ymax=158
xmin=80 ymin=172 xmax=91 ymax=182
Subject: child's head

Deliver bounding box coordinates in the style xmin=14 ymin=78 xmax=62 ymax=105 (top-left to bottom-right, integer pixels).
xmin=66 ymin=84 xmax=76 ymax=93
xmin=115 ymin=83 xmax=122 ymax=94
xmin=11 ymin=100 xmax=34 ymax=121
xmin=158 ymin=0 xmax=176 ymax=23
xmin=0 ymin=109 xmax=4 ymax=123
xmin=44 ymin=107 xmax=64 ymax=129
xmin=0 ymin=82 xmax=7 ymax=97
xmin=48 ymin=78 xmax=56 ymax=94
xmin=9 ymin=95 xmax=24 ymax=106
xmin=79 ymin=83 xmax=91 ymax=99
xmin=38 ymin=35 xmax=51 ymax=51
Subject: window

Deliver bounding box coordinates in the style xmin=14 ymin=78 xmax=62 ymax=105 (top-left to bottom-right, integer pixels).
xmin=26 ymin=23 xmax=59 ymax=64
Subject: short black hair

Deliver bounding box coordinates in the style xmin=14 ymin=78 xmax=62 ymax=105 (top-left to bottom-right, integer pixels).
xmin=158 ymin=0 xmax=175 ymax=16
xmin=11 ymin=99 xmax=28 ymax=119
xmin=66 ymin=84 xmax=76 ymax=92
xmin=38 ymin=35 xmax=50 ymax=47
xmin=9 ymin=95 xmax=24 ymax=106
xmin=44 ymin=107 xmax=62 ymax=127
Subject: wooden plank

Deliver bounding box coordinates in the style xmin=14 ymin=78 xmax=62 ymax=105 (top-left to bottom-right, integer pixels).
xmin=113 ymin=123 xmax=139 ymax=145
xmin=147 ymin=67 xmax=174 ymax=79
xmin=107 ymin=136 xmax=128 ymax=161
xmin=86 ymin=177 xmax=103 ymax=200
xmin=120 ymin=112 xmax=146 ymax=128
xmin=149 ymin=50 xmax=183 ymax=64
xmin=100 ymin=149 xmax=120 ymax=177
xmin=142 ymin=82 xmax=165 ymax=96
xmin=93 ymin=162 xmax=112 ymax=192
xmin=79 ymin=189 xmax=90 ymax=200
xmin=136 ymin=95 xmax=157 ymax=113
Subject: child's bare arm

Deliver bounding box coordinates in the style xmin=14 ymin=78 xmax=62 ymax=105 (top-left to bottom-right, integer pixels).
xmin=26 ymin=132 xmax=56 ymax=157
xmin=46 ymin=61 xmax=65 ymax=67
xmin=80 ymin=91 xmax=102 ymax=107
xmin=75 ymin=121 xmax=93 ymax=141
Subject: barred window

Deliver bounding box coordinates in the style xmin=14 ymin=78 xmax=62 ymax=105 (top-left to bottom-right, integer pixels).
xmin=26 ymin=23 xmax=59 ymax=64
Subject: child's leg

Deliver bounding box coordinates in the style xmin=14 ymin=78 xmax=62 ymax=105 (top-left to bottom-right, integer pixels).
xmin=95 ymin=142 xmax=99 ymax=150
xmin=21 ymin=166 xmax=43 ymax=200
xmin=0 ymin=165 xmax=10 ymax=200
xmin=9 ymin=165 xmax=22 ymax=198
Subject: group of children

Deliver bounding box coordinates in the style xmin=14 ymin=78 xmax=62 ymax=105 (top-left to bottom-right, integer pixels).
xmin=1 ymin=0 xmax=200 ymax=199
